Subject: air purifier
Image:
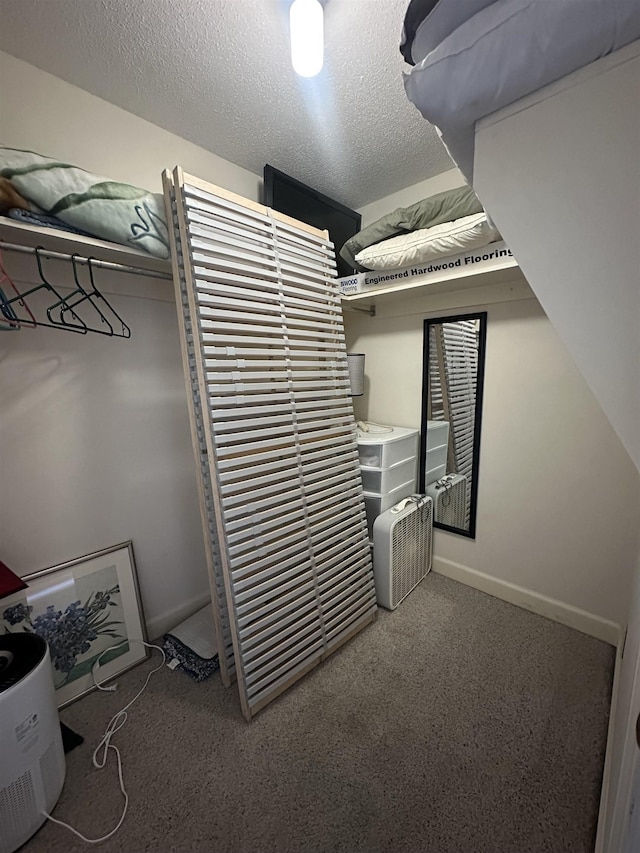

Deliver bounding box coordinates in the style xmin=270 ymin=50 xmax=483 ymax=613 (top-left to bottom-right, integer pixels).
xmin=372 ymin=496 xmax=433 ymax=609
xmin=0 ymin=633 xmax=65 ymax=853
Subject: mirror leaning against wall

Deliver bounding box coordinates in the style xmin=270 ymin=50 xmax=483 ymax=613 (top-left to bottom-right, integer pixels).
xmin=419 ymin=312 xmax=487 ymax=538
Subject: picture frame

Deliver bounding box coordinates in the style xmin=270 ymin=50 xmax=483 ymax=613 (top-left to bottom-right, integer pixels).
xmin=0 ymin=541 xmax=148 ymax=708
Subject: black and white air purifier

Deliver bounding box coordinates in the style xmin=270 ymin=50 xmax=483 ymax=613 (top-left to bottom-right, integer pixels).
xmin=0 ymin=633 xmax=66 ymax=853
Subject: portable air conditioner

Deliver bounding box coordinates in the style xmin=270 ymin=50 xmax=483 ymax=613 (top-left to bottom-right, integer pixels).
xmin=426 ymin=473 xmax=467 ymax=528
xmin=0 ymin=633 xmax=65 ymax=853
xmin=372 ymin=496 xmax=433 ymax=610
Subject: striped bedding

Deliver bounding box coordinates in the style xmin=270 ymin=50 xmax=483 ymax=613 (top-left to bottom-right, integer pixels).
xmin=0 ymin=146 xmax=169 ymax=258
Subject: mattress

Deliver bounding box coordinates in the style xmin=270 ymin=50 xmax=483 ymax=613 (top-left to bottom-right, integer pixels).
xmin=403 ymin=0 xmax=640 ymax=182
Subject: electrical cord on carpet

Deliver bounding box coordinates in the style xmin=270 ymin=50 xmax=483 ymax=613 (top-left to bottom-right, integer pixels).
xmin=40 ymin=639 xmax=166 ymax=844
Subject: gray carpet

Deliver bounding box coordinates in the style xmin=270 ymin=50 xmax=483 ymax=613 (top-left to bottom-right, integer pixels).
xmin=26 ymin=575 xmax=614 ymax=853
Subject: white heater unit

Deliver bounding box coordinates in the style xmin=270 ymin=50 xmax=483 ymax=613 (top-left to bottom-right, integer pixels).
xmin=372 ymin=496 xmax=433 ymax=610
xmin=426 ymin=474 xmax=467 ymax=528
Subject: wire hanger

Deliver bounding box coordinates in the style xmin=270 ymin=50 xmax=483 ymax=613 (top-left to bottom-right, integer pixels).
xmin=46 ymin=253 xmax=115 ymax=336
xmin=84 ymin=256 xmax=131 ymax=339
xmin=0 ymin=246 xmax=132 ymax=337
xmin=37 ymin=248 xmax=88 ymax=333
xmin=0 ymin=248 xmax=37 ymax=330
xmin=48 ymin=254 xmax=131 ymax=338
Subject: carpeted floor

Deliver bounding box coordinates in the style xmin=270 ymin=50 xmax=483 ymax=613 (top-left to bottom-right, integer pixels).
xmin=26 ymin=574 xmax=614 ymax=853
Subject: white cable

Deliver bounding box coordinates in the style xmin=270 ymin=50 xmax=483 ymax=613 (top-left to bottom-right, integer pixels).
xmin=41 ymin=639 xmax=165 ymax=844
xmin=356 ymin=420 xmax=394 ymax=435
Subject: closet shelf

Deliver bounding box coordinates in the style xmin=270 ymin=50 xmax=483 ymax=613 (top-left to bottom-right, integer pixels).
xmin=338 ymin=239 xmax=522 ymax=304
xmin=0 ymin=216 xmax=171 ymax=278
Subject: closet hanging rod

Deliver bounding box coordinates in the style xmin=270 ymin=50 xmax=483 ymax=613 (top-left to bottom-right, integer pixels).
xmin=342 ymin=302 xmax=376 ymax=317
xmin=0 ymin=240 xmax=172 ymax=282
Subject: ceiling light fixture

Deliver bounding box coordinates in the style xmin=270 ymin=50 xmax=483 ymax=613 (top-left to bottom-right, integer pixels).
xmin=290 ymin=0 xmax=324 ymax=78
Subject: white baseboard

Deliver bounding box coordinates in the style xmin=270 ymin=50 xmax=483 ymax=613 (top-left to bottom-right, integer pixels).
xmin=432 ymin=556 xmax=620 ymax=645
xmin=145 ymin=588 xmax=211 ymax=640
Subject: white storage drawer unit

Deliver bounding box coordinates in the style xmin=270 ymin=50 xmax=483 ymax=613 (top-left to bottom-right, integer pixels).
xmin=359 ymin=456 xmax=418 ymax=494
xmin=357 ymin=427 xmax=419 ymax=469
xmin=425 ymin=420 xmax=450 ymax=485
xmin=358 ymin=426 xmax=419 ymax=538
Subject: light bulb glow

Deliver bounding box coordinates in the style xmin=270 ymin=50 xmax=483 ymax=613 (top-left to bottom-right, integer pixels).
xmin=290 ymin=0 xmax=324 ymax=78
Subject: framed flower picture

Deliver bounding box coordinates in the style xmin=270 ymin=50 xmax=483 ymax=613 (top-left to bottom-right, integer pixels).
xmin=1 ymin=542 xmax=148 ymax=708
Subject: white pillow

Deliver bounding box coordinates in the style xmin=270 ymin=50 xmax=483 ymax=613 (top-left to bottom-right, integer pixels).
xmin=409 ymin=0 xmax=497 ymax=65
xmin=404 ymin=0 xmax=640 ymax=182
xmin=354 ymin=212 xmax=500 ymax=271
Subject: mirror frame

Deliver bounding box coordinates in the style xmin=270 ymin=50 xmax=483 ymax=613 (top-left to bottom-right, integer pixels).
xmin=418 ymin=311 xmax=487 ymax=539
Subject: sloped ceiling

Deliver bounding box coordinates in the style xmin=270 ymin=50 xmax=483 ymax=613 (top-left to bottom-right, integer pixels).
xmin=0 ymin=0 xmax=453 ymax=210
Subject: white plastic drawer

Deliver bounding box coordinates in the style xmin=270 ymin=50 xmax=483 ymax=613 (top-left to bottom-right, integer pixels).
xmin=358 ymin=427 xmax=418 ymax=469
xmin=425 ymin=462 xmax=447 ymax=486
xmin=425 ymin=445 xmax=448 ymax=487
xmin=425 ymin=420 xmax=450 ymax=486
xmin=426 ymin=444 xmax=447 ymax=467
xmin=426 ymin=420 xmax=449 ymax=447
xmin=359 ymin=456 xmax=417 ymax=495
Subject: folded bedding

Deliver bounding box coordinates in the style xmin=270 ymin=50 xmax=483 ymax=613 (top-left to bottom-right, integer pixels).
xmin=7 ymin=207 xmax=94 ymax=238
xmin=0 ymin=146 xmax=170 ymax=258
xmin=340 ymin=185 xmax=482 ymax=271
xmin=354 ymin=212 xmax=500 ymax=271
xmin=402 ymin=0 xmax=640 ymax=182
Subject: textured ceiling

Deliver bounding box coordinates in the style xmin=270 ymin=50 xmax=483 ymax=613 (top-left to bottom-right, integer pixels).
xmin=0 ymin=0 xmax=454 ymax=209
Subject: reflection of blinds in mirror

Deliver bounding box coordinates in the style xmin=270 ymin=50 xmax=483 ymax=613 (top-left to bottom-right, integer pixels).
xmin=166 ymin=167 xmax=377 ymax=721
xmin=429 ymin=321 xmax=479 ymax=528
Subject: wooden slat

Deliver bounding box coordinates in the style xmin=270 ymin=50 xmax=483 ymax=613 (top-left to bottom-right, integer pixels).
xmin=169 ymin=167 xmax=377 ymax=720
xmin=161 ymin=171 xmax=235 ymax=685
xmin=236 ymin=577 xmax=316 ymax=625
xmin=166 ymin=180 xmax=236 ymax=682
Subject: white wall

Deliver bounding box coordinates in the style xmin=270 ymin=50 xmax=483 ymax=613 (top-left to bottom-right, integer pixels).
xmin=0 ymin=261 xmax=207 ymax=638
xmin=474 ymin=41 xmax=640 ymax=473
xmin=0 ymin=53 xmax=264 ymax=636
xmin=346 ymin=289 xmax=638 ymax=627
xmin=358 ymin=167 xmax=465 ymax=226
xmin=471 ymin=43 xmax=640 ymax=852
xmin=0 ymin=51 xmax=261 ymax=201
xmin=350 ymin=167 xmax=639 ymax=628
xmin=345 ymin=164 xmax=639 ymax=627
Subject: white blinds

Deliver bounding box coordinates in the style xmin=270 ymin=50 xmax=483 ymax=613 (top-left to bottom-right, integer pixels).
xmin=164 ymin=168 xmax=376 ymax=720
